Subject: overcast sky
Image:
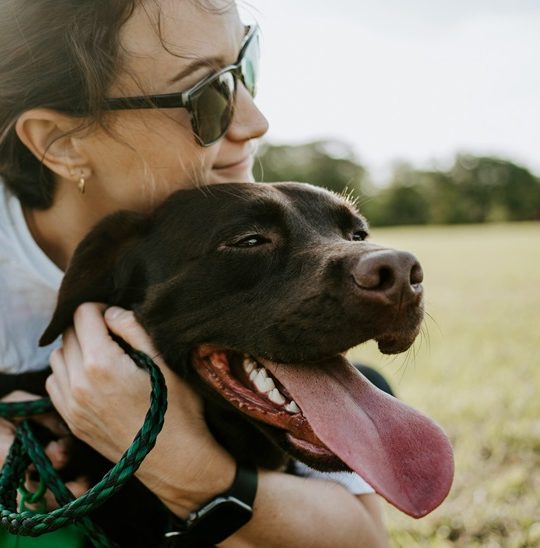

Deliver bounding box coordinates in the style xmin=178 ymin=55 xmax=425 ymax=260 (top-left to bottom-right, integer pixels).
xmin=240 ymin=1 xmax=539 ymax=182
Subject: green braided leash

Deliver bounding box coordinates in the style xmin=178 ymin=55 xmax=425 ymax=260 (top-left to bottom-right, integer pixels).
xmin=0 ymin=345 xmax=167 ymax=547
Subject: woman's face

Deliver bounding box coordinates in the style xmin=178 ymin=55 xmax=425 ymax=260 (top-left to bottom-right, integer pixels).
xmin=78 ymin=0 xmax=268 ymax=213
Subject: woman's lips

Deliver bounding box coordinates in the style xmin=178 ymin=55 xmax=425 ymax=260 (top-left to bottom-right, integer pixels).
xmin=213 ymin=156 xmax=252 ymax=171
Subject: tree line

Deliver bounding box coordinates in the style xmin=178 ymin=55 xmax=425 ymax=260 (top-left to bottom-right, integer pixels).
xmin=254 ymin=140 xmax=540 ymax=226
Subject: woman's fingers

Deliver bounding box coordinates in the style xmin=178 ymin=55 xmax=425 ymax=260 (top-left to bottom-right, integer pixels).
xmin=1 ymin=390 xmax=42 ymax=404
xmin=1 ymin=389 xmax=69 ymax=438
xmin=103 ymin=306 xmax=203 ymax=409
xmin=2 ymin=422 xmax=70 ymax=470
xmin=70 ymin=303 xmax=149 ymax=387
xmin=44 ymin=438 xmax=70 ymax=470
xmin=22 ymin=475 xmax=90 ymax=511
xmin=1 ymin=390 xmax=70 ymax=469
xmin=32 ymin=413 xmax=70 ymax=439
xmin=65 ymin=476 xmax=91 ymax=499
xmin=103 ymin=306 xmax=159 ymax=359
xmin=73 ymin=303 xmax=122 ymax=362
xmin=48 ymin=346 xmax=70 ymax=400
xmin=103 ymin=305 xmax=204 ymax=412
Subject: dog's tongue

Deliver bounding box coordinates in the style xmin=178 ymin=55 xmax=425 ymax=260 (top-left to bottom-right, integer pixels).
xmin=262 ymin=355 xmax=454 ymax=518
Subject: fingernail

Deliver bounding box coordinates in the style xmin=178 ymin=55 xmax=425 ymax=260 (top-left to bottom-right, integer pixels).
xmin=105 ymin=306 xmax=124 ymax=321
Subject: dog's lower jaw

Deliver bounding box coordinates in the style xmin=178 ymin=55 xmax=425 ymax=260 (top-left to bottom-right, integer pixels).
xmin=376 ymin=328 xmax=421 ymax=354
xmin=373 ymin=304 xmax=424 ymax=354
xmin=375 ymin=320 xmax=423 ymax=354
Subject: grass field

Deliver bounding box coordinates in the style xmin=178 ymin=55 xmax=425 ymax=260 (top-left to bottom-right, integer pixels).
xmin=349 ymin=222 xmax=540 ymax=547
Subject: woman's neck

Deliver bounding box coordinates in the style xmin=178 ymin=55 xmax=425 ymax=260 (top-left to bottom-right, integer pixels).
xmin=22 ymin=185 xmax=108 ymax=271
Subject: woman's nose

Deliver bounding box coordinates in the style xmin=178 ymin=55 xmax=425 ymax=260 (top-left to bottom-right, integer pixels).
xmin=225 ymin=84 xmax=269 ymax=142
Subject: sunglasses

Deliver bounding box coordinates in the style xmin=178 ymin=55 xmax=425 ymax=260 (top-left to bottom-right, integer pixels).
xmin=103 ymin=25 xmax=260 ymax=147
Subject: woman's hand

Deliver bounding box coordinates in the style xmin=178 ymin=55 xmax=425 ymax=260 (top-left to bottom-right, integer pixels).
xmin=46 ymin=303 xmax=235 ymax=517
xmin=0 ymin=391 xmax=90 ymax=509
xmin=1 ymin=390 xmax=69 ymax=469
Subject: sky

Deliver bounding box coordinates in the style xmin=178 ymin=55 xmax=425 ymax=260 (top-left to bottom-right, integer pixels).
xmin=240 ymin=1 xmax=540 ymax=183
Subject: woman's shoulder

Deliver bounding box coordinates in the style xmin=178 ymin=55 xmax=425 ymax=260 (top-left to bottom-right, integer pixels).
xmin=0 ymin=181 xmax=21 ymax=242
xmin=0 ymin=180 xmax=62 ymax=289
xmin=0 ymin=181 xmax=30 ymax=265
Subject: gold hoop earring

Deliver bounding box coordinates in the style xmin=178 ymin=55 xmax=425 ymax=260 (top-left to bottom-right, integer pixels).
xmin=78 ymin=177 xmax=86 ymax=194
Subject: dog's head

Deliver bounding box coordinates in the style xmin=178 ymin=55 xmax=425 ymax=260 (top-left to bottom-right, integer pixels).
xmin=40 ymin=182 xmax=453 ymax=518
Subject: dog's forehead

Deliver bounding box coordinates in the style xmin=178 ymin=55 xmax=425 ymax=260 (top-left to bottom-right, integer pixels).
xmin=272 ymin=183 xmax=367 ymax=230
xmin=273 ymin=182 xmax=359 ymax=211
xmin=153 ymin=182 xmax=366 ymax=238
xmin=214 ymin=182 xmax=362 ymax=221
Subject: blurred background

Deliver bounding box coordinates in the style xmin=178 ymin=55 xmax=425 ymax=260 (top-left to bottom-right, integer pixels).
xmin=242 ymin=2 xmax=540 ymax=546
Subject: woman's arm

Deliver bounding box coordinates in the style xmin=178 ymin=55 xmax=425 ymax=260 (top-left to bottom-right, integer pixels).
xmin=46 ymin=304 xmax=388 ymax=548
xmin=219 ymin=478 xmax=386 ymax=548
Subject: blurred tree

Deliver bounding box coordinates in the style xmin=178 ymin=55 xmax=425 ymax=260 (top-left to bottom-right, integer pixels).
xmin=364 ymin=162 xmax=430 ymax=226
xmin=255 ymin=143 xmax=540 ymax=226
xmin=254 ymin=140 xmax=368 ymax=199
xmin=417 ymin=170 xmax=464 ymax=224
xmin=368 ymin=155 xmax=540 ymax=226
xmin=449 ymin=155 xmax=540 ymax=222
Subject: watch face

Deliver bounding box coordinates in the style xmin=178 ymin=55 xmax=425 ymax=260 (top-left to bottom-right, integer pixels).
xmin=186 ymin=497 xmax=253 ymax=545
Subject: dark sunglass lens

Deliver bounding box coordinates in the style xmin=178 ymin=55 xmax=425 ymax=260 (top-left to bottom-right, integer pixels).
xmin=191 ymin=72 xmax=235 ymax=145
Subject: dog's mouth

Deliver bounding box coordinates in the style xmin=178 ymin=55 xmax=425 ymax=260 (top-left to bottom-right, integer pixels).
xmin=193 ymin=344 xmax=454 ymax=519
xmin=192 ymin=346 xmax=334 ymax=460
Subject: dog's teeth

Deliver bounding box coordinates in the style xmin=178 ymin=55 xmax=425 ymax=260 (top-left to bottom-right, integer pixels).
xmin=249 ymin=369 xmax=259 ymax=382
xmin=268 ymin=388 xmax=286 ymax=405
xmin=285 ymin=401 xmax=301 ymax=414
xmin=254 ymin=370 xmax=274 ymax=394
xmin=264 ymin=377 xmax=276 ymax=392
xmin=243 ymin=358 xmax=256 ymax=374
xmin=253 ymin=374 xmax=267 ymax=392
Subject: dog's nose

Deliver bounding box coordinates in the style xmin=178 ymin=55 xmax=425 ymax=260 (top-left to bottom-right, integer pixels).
xmin=353 ymin=249 xmax=423 ymax=304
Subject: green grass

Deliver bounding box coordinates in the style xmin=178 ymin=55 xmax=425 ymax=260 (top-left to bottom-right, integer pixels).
xmin=349 ymin=223 xmax=540 ymax=547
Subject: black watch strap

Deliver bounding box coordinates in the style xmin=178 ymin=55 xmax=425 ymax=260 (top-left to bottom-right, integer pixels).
xmin=164 ymin=462 xmax=258 ymax=547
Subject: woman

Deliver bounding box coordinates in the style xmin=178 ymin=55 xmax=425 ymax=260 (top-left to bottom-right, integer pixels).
xmin=0 ymin=0 xmax=387 ymax=546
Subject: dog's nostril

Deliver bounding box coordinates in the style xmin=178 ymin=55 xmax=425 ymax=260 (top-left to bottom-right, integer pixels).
xmin=377 ymin=266 xmax=395 ymax=291
xmin=410 ymin=263 xmax=423 ymax=286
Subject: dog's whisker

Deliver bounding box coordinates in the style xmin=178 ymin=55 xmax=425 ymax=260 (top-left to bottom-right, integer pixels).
xmin=419 ymin=322 xmax=432 ymax=354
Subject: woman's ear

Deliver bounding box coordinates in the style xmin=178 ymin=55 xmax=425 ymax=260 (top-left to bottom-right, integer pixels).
xmin=15 ymin=109 xmax=91 ymax=180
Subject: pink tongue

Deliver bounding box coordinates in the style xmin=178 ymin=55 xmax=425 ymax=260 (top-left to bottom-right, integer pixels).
xmin=263 ymin=356 xmax=454 ymax=518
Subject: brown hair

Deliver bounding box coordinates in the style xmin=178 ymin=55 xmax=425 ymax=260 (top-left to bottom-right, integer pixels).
xmin=0 ymin=0 xmax=138 ymax=209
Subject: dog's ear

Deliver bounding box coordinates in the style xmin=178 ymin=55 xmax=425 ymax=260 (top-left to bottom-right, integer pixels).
xmin=39 ymin=211 xmax=149 ymax=346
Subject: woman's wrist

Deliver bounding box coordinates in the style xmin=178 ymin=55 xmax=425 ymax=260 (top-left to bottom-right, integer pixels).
xmin=136 ymin=436 xmax=237 ymax=518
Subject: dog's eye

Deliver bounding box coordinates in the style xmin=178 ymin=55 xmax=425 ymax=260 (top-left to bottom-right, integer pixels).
xmin=351 ymin=230 xmax=368 ymax=242
xmin=232 ymin=235 xmax=270 ymax=248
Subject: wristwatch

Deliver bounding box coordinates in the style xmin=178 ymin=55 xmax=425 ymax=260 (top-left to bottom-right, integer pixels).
xmin=163 ymin=462 xmax=258 ymax=547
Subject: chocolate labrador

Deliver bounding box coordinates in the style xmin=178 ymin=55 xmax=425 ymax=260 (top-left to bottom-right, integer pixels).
xmin=38 ymin=182 xmax=453 ymax=544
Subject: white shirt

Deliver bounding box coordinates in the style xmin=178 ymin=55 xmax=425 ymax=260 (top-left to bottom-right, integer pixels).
xmin=0 ymin=184 xmax=62 ymax=373
xmin=293 ymin=461 xmax=374 ymax=495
